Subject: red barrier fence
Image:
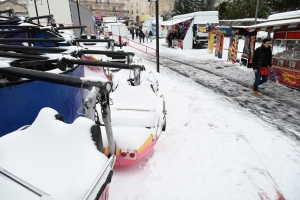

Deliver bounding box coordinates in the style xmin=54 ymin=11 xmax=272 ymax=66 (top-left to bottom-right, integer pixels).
xmin=115 ymin=35 xmax=156 ymax=58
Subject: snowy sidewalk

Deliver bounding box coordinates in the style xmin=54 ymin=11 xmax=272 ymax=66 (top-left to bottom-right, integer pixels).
xmin=108 ymin=48 xmax=300 ymax=199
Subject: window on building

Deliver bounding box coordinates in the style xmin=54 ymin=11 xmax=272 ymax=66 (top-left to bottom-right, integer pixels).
xmin=124 ymin=0 xmax=127 ymax=4
xmin=136 ymin=9 xmax=139 ymax=14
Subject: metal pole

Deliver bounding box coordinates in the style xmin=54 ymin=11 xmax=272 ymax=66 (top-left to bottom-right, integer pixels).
xmin=46 ymin=0 xmax=51 ymax=15
xmin=33 ymin=0 xmax=40 ymax=24
xmin=254 ymin=0 xmax=260 ymax=25
xmin=156 ymin=1 xmax=159 ymax=73
xmin=76 ymin=0 xmax=82 ymax=25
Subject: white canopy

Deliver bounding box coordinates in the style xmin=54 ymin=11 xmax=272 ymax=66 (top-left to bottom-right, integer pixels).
xmin=232 ymin=18 xmax=300 ymax=31
xmin=160 ymin=17 xmax=193 ymax=26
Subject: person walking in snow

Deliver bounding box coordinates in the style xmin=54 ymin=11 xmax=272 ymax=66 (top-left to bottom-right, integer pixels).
xmin=167 ymin=31 xmax=174 ymax=48
xmin=145 ymin=31 xmax=149 ymax=43
xmin=250 ymin=38 xmax=272 ymax=97
xmin=136 ymin=28 xmax=139 ymax=39
xmin=139 ymin=30 xmax=145 ymax=43
xmin=149 ymin=30 xmax=153 ymax=42
xmin=130 ymin=28 xmax=135 ymax=40
xmin=139 ymin=30 xmax=143 ymax=43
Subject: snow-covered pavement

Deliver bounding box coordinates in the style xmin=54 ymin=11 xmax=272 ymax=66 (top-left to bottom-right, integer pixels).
xmin=108 ymin=37 xmax=300 ymax=200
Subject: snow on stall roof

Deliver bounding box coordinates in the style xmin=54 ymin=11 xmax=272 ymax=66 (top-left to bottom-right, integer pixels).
xmin=173 ymin=11 xmax=218 ymax=19
xmin=0 ymin=107 xmax=108 ymax=200
xmin=233 ymin=18 xmax=300 ymax=29
xmin=160 ymin=17 xmax=193 ymax=26
xmin=268 ymin=10 xmax=300 ymax=21
xmin=220 ymin=18 xmax=267 ymax=22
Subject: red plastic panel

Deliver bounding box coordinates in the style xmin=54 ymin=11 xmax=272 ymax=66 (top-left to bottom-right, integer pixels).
xmin=274 ymin=32 xmax=286 ymax=39
xmin=287 ymin=32 xmax=300 ymax=39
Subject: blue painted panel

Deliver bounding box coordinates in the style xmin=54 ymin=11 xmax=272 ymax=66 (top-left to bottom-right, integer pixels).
xmin=0 ymin=66 xmax=85 ymax=137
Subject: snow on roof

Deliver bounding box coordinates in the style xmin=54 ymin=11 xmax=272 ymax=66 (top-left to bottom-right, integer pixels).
xmin=220 ymin=18 xmax=267 ymax=22
xmin=160 ymin=17 xmax=193 ymax=26
xmin=173 ymin=11 xmax=218 ymax=19
xmin=0 ymin=107 xmax=108 ymax=200
xmin=235 ymin=18 xmax=300 ymax=31
xmin=268 ymin=10 xmax=300 ymax=21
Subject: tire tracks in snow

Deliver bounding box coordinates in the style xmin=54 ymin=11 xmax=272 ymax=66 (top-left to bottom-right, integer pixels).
xmin=146 ymin=56 xmax=300 ymax=140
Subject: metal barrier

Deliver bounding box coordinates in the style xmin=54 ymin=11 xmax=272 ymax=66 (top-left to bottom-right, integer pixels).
xmin=35 ymin=21 xmax=95 ymax=35
xmin=115 ymin=35 xmax=156 ymax=58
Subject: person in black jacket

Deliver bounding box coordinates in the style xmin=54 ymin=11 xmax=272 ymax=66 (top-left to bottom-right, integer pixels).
xmin=130 ymin=28 xmax=134 ymax=40
xmin=136 ymin=28 xmax=139 ymax=39
xmin=167 ymin=31 xmax=174 ymax=48
xmin=139 ymin=30 xmax=144 ymax=43
xmin=251 ymin=38 xmax=272 ymax=97
xmin=149 ymin=30 xmax=153 ymax=42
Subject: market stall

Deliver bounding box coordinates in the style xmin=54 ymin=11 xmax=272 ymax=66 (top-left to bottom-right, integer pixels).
xmin=160 ymin=11 xmax=219 ymax=50
xmin=232 ymin=10 xmax=300 ymax=89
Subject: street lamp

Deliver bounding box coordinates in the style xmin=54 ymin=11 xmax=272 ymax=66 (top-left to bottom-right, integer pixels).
xmin=148 ymin=0 xmax=159 ymax=73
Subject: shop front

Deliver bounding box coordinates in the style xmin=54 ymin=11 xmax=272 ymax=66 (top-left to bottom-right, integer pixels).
xmin=271 ymin=29 xmax=300 ymax=88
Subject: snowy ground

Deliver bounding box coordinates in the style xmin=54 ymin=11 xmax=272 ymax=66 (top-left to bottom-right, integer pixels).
xmin=108 ymin=36 xmax=300 ymax=200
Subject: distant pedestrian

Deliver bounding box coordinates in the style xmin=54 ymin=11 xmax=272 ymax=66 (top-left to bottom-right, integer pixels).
xmin=250 ymin=38 xmax=272 ymax=97
xmin=136 ymin=28 xmax=139 ymax=38
xmin=149 ymin=30 xmax=153 ymax=42
xmin=139 ymin=30 xmax=144 ymax=43
xmin=145 ymin=31 xmax=149 ymax=43
xmin=167 ymin=31 xmax=174 ymax=48
xmin=130 ymin=28 xmax=134 ymax=40
xmin=142 ymin=31 xmax=145 ymax=43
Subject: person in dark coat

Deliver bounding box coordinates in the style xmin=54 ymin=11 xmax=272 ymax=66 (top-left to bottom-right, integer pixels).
xmin=136 ymin=28 xmax=139 ymax=38
xmin=139 ymin=30 xmax=144 ymax=43
xmin=130 ymin=28 xmax=134 ymax=40
xmin=251 ymin=38 xmax=272 ymax=97
xmin=149 ymin=30 xmax=153 ymax=42
xmin=167 ymin=31 xmax=174 ymax=48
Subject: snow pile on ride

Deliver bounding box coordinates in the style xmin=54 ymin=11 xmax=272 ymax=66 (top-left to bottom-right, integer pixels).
xmin=0 ymin=107 xmax=108 ymax=200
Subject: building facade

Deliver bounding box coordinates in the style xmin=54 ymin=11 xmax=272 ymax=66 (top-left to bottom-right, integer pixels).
xmin=78 ymin=0 xmax=130 ymax=20
xmin=0 ymin=0 xmax=27 ymax=16
xmin=149 ymin=0 xmax=175 ymax=20
xmin=129 ymin=0 xmax=151 ymax=23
